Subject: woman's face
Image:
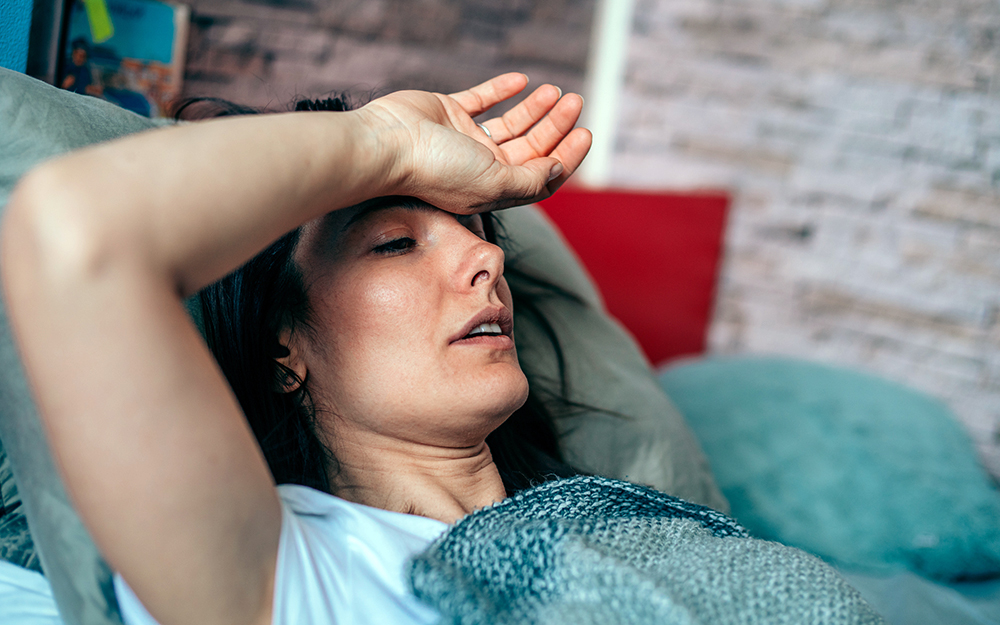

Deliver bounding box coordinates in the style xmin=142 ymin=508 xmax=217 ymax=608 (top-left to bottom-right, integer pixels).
xmin=289 ymin=201 xmax=529 ymax=448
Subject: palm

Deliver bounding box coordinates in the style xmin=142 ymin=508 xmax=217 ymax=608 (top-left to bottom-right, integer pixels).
xmin=365 ymin=74 xmax=591 ymax=212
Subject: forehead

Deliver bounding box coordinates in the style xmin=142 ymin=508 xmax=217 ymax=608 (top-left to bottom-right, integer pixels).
xmin=313 ymin=197 xmax=435 ymax=242
xmin=297 ymin=198 xmax=423 ymax=259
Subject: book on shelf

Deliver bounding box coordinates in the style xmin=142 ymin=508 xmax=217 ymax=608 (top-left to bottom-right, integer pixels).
xmin=59 ymin=0 xmax=189 ymax=118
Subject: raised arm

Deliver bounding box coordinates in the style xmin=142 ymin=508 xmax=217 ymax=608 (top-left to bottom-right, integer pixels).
xmin=0 ymin=73 xmax=589 ymax=625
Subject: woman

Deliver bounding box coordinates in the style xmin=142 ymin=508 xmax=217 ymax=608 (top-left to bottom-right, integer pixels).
xmin=2 ymin=73 xmax=591 ymax=625
xmin=191 ymin=96 xmax=591 ymax=499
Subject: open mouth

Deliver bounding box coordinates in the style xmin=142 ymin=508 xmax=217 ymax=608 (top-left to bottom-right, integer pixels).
xmin=450 ymin=308 xmax=514 ymax=346
xmin=463 ymin=322 xmax=504 ymax=339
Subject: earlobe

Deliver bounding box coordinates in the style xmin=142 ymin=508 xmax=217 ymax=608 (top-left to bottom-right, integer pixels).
xmin=275 ymin=328 xmax=307 ymax=393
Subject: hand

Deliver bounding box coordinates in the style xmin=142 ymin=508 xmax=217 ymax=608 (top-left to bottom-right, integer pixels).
xmin=359 ymin=73 xmax=591 ymax=212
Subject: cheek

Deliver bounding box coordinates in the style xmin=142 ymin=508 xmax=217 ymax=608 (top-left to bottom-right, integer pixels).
xmin=309 ymin=272 xmax=439 ymax=399
xmin=355 ymin=276 xmax=437 ymax=347
xmin=302 ymin=264 xmax=526 ymax=443
xmin=361 ymin=280 xmax=410 ymax=321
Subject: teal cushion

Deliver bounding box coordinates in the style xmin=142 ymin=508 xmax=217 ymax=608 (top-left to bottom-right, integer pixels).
xmin=659 ymin=356 xmax=1000 ymax=581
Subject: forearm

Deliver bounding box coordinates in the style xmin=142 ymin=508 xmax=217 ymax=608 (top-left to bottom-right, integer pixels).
xmin=8 ymin=108 xmax=399 ymax=296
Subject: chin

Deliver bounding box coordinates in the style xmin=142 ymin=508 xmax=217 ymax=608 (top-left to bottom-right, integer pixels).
xmin=504 ymin=373 xmax=531 ymax=415
xmin=454 ymin=365 xmax=529 ymax=438
xmin=491 ymin=361 xmax=530 ymax=411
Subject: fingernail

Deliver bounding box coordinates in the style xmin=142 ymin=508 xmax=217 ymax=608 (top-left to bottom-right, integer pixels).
xmin=548 ymin=163 xmax=564 ymax=181
xmin=555 ymin=86 xmax=563 ymax=99
xmin=522 ymin=73 xmax=529 ymax=84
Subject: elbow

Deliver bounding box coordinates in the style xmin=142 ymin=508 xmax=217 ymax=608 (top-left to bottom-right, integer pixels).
xmin=2 ymin=163 xmax=119 ymax=293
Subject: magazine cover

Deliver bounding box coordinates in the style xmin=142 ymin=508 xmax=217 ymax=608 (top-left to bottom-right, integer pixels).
xmin=60 ymin=0 xmax=189 ymax=117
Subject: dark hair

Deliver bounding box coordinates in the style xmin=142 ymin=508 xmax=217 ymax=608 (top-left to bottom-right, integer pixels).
xmin=185 ymin=95 xmax=583 ymax=494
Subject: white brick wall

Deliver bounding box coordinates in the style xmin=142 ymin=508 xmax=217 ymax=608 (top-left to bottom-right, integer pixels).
xmin=614 ymin=0 xmax=1000 ymax=476
xmin=176 ymin=0 xmax=1000 ymax=476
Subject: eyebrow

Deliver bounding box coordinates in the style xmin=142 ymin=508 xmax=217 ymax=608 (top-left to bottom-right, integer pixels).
xmin=338 ymin=197 xmax=436 ymax=234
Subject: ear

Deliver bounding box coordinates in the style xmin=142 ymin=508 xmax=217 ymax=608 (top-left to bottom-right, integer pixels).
xmin=275 ymin=327 xmax=308 ymax=393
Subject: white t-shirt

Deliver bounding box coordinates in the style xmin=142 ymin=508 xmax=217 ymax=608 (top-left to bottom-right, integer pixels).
xmin=115 ymin=484 xmax=449 ymax=625
xmin=0 ymin=560 xmax=63 ymax=625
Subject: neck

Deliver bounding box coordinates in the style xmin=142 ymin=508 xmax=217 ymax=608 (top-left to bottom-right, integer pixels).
xmin=327 ymin=428 xmax=507 ymax=525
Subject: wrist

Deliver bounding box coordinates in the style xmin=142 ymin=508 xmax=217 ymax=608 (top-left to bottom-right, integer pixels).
xmin=349 ymin=106 xmax=412 ymax=199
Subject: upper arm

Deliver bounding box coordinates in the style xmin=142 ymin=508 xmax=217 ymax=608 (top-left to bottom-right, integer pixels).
xmin=1 ymin=165 xmax=281 ymax=625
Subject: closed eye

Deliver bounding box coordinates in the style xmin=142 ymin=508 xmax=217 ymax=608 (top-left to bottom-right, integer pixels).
xmin=373 ymin=237 xmax=416 ymax=255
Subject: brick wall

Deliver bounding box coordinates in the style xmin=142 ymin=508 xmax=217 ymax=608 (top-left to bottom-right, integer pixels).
xmin=175 ymin=0 xmax=1000 ymax=477
xmin=180 ymin=0 xmax=594 ymax=112
xmin=614 ymin=0 xmax=1000 ymax=476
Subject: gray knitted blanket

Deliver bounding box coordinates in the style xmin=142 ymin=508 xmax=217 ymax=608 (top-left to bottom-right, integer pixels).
xmin=409 ymin=476 xmax=884 ymax=624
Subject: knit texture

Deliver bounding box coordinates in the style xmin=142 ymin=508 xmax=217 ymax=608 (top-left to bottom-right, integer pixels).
xmin=410 ymin=476 xmax=884 ymax=625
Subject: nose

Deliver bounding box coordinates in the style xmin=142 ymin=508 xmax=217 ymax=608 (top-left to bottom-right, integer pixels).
xmin=455 ymin=231 xmax=505 ymax=292
xmin=472 ymin=269 xmax=491 ymax=287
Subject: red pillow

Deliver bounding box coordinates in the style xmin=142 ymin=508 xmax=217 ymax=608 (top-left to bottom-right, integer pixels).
xmin=539 ymin=189 xmax=729 ymax=366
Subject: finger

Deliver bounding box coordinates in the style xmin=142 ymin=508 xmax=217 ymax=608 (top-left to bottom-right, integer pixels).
xmin=543 ymin=127 xmax=593 ymax=195
xmin=480 ymin=84 xmax=561 ymax=144
xmin=499 ymin=93 xmax=584 ymax=165
xmin=468 ymin=128 xmax=591 ymax=212
xmin=448 ymin=73 xmax=529 ymax=117
xmin=469 ymin=157 xmax=563 ymax=212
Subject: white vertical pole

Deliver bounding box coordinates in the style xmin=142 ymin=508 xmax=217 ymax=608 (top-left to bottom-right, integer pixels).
xmin=577 ymin=0 xmax=636 ymax=189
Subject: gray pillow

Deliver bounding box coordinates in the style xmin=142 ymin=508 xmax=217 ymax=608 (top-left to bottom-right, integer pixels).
xmin=0 ymin=67 xmax=725 ymax=625
xmin=0 ymin=66 xmax=166 ymax=625
xmin=499 ymin=207 xmax=727 ymax=511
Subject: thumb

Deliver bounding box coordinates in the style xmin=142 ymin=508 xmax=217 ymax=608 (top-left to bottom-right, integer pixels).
xmin=477 ymin=157 xmax=563 ymax=211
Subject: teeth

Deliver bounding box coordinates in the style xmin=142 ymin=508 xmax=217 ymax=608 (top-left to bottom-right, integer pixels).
xmin=467 ymin=322 xmax=503 ymax=337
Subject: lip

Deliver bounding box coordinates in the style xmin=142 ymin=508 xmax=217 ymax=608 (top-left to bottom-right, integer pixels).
xmin=449 ymin=306 xmax=514 ymax=345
